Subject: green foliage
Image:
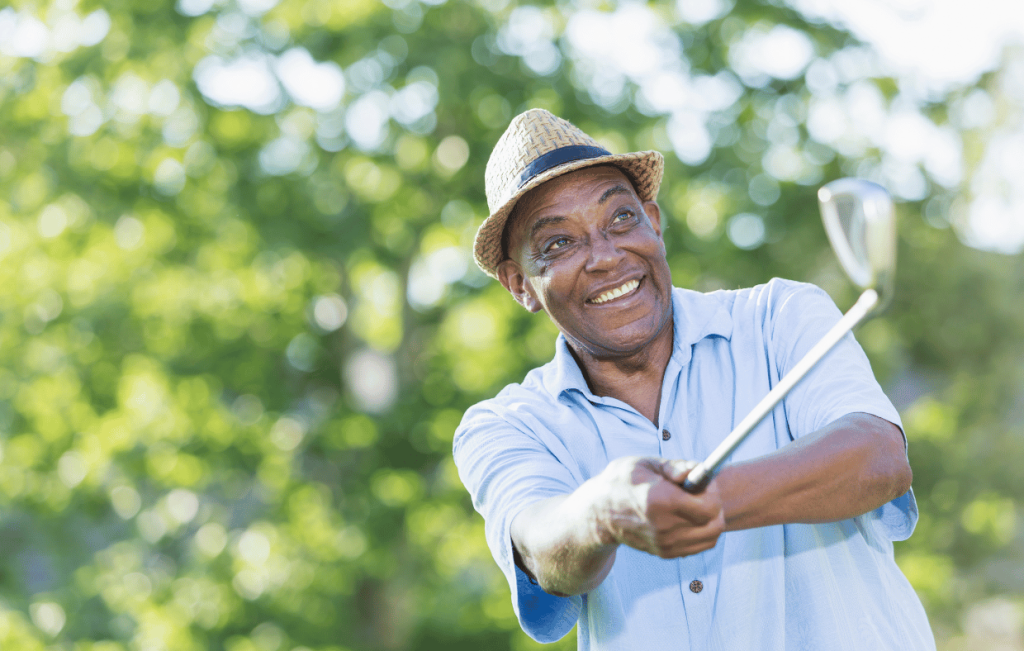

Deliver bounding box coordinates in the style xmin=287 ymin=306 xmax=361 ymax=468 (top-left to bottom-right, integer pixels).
xmin=0 ymin=0 xmax=1022 ymax=649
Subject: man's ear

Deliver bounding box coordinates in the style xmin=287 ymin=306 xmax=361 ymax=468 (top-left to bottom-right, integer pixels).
xmin=643 ymin=200 xmax=663 ymax=237
xmin=497 ymin=260 xmax=543 ymax=313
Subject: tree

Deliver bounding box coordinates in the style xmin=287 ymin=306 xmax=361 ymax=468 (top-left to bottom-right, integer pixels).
xmin=0 ymin=0 xmax=1022 ymax=648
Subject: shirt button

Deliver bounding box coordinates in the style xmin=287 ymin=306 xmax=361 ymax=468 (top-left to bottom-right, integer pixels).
xmin=689 ymin=580 xmax=703 ymax=594
xmin=662 ymin=429 xmax=671 ymax=441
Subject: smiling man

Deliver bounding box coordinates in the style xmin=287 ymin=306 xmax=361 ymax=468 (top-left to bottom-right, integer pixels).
xmin=453 ymin=109 xmax=934 ymax=650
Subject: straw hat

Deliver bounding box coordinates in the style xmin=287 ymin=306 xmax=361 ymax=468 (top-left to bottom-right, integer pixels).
xmin=474 ymin=109 xmax=664 ymax=278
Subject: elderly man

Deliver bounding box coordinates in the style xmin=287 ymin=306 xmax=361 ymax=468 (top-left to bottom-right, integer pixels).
xmin=453 ymin=109 xmax=934 ymax=650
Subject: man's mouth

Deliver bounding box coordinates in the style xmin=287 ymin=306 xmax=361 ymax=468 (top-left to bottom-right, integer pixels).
xmin=588 ymin=278 xmax=641 ymax=305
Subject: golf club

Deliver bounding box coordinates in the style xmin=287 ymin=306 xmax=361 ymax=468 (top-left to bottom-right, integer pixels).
xmin=682 ymin=178 xmax=896 ymax=493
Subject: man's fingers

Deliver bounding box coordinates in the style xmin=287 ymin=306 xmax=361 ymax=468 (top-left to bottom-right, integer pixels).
xmin=655 ymin=514 xmax=726 ymax=558
xmin=621 ymin=522 xmax=720 ymax=559
xmin=646 ymin=473 xmax=722 ymax=525
xmin=667 ymin=489 xmax=722 ymax=525
xmin=666 ymin=538 xmax=719 ymax=558
xmin=654 ymin=530 xmax=721 ymax=559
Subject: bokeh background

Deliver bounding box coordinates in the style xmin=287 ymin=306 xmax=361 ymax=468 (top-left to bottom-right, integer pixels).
xmin=2 ymin=0 xmax=1024 ymax=649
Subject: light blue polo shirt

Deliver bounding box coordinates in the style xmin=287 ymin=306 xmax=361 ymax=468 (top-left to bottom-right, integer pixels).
xmin=453 ymin=278 xmax=934 ymax=650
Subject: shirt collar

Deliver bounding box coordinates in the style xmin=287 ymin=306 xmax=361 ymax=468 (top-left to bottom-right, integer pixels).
xmin=541 ymin=286 xmax=733 ymax=400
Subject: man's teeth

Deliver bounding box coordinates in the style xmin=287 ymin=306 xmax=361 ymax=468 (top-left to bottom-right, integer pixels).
xmin=590 ymin=279 xmax=640 ymax=304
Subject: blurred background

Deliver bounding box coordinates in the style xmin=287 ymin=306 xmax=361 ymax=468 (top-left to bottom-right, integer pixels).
xmin=1 ymin=0 xmax=1024 ymax=649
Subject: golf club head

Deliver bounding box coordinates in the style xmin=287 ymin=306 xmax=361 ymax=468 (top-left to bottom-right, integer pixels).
xmin=817 ymin=178 xmax=896 ymax=312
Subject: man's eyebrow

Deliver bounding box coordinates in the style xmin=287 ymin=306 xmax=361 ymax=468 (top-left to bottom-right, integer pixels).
xmin=529 ymin=216 xmax=566 ymax=240
xmin=599 ymin=184 xmax=632 ymax=204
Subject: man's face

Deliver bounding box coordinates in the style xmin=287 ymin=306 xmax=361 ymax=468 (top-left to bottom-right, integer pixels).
xmin=497 ymin=165 xmax=673 ymax=359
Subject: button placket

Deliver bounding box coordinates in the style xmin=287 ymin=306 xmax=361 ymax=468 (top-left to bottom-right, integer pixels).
xmin=676 ymin=533 xmax=723 ymax=650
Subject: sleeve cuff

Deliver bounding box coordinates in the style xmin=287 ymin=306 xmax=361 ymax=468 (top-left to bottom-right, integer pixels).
xmin=512 ymin=562 xmax=582 ymax=642
xmin=818 ymin=407 xmax=917 ymax=541
xmin=872 ymin=487 xmax=918 ymax=542
xmin=501 ymin=503 xmax=581 ymax=643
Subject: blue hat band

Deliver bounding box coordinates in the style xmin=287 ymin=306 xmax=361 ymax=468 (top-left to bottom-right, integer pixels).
xmin=518 ymin=145 xmax=612 ymax=189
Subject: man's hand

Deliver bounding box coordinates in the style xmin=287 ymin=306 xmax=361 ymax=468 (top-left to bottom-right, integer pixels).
xmin=511 ymin=456 xmax=724 ymax=596
xmin=592 ymin=456 xmax=725 ymax=559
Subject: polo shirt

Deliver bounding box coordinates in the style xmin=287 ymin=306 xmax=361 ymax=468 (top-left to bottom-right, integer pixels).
xmin=453 ymin=278 xmax=935 ymax=650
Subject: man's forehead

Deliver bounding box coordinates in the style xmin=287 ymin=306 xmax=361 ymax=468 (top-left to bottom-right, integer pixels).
xmin=516 ymin=166 xmax=637 ymax=222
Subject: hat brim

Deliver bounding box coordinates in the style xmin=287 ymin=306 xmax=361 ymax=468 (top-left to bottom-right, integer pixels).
xmin=473 ymin=150 xmax=665 ymax=279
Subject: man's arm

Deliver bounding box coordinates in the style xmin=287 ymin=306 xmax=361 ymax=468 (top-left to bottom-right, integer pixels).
xmin=714 ymin=412 xmax=911 ymax=531
xmin=513 ymin=412 xmax=910 ymax=596
xmin=511 ymin=456 xmax=725 ymax=597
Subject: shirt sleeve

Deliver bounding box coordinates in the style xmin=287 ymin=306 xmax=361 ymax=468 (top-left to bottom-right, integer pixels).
xmin=767 ymin=280 xmax=917 ymax=541
xmin=452 ymin=401 xmax=582 ymax=642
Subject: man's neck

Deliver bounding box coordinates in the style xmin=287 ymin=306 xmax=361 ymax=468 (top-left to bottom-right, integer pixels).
xmin=569 ymin=322 xmax=674 ymax=427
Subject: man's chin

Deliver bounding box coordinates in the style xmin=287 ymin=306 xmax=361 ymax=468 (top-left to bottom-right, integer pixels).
xmin=574 ymin=320 xmax=672 ymax=359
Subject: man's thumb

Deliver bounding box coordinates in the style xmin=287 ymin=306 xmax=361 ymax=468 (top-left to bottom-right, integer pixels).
xmin=661 ymin=459 xmax=697 ymax=483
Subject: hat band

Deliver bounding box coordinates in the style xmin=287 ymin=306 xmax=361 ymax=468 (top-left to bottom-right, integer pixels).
xmin=518 ymin=145 xmax=611 ymax=189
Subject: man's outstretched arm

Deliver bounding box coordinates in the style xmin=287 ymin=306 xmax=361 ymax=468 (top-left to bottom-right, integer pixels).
xmin=710 ymin=411 xmax=912 ymax=531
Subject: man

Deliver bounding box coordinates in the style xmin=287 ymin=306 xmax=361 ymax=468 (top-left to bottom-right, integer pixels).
xmin=453 ymin=109 xmax=935 ymax=649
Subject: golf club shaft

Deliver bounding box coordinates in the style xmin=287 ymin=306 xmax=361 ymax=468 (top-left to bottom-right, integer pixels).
xmin=682 ymin=288 xmax=880 ymax=493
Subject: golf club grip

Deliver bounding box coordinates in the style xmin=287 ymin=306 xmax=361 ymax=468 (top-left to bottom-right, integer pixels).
xmin=682 ymin=467 xmax=710 ymax=493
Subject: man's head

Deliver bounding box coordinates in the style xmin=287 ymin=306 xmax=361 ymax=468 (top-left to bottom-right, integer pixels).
xmin=495 ymin=165 xmax=673 ymax=358
xmin=474 ymin=109 xmax=671 ymax=358
xmin=474 ymin=109 xmax=664 ymax=278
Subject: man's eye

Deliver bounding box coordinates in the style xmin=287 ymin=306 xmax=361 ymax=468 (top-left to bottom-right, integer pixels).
xmin=546 ymin=237 xmax=570 ymax=252
xmin=613 ymin=210 xmax=635 ymax=223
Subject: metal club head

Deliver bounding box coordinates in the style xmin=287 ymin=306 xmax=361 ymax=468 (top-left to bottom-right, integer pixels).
xmin=817 ymin=178 xmax=896 ymax=311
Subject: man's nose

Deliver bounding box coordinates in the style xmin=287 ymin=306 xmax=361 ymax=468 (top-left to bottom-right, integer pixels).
xmin=584 ymin=233 xmax=625 ymax=272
